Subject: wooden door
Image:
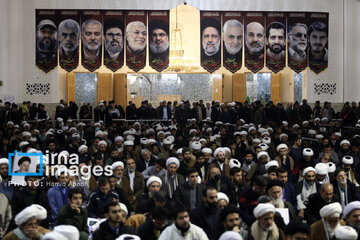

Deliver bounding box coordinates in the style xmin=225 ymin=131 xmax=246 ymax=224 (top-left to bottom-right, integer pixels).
xmin=212 ymin=74 xmax=223 ymax=102
xmin=232 ymin=73 xmax=246 ymax=102
xmin=113 ymin=73 xmax=127 ymax=108
xmin=97 ymin=73 xmax=113 ymax=103
xmin=67 ymin=72 xmax=75 ymax=105
xmin=271 ymin=73 xmax=281 ymax=103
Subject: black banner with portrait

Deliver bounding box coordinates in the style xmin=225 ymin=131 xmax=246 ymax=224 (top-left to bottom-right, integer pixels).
xmin=308 ymin=13 xmax=329 ymax=74
xmin=244 ymin=12 xmax=265 ymax=73
xmin=200 ymin=11 xmax=221 ymax=73
xmin=265 ymin=12 xmax=286 ymax=74
xmin=103 ymin=11 xmax=125 ymax=72
xmin=148 ymin=11 xmax=170 ymax=72
xmin=222 ymin=12 xmax=243 ymax=73
xmin=81 ymin=11 xmax=103 ymax=72
xmin=125 ymin=11 xmax=147 ymax=72
xmin=287 ymin=13 xmax=309 ymax=73
xmin=58 ymin=10 xmax=80 ymax=72
xmin=35 ymin=10 xmax=58 ymax=73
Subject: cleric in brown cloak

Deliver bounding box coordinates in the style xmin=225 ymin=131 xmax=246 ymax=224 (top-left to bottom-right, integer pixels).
xmin=223 ymin=19 xmax=243 ymax=72
xmin=201 ymin=18 xmax=221 ymax=72
xmin=36 ymin=19 xmax=58 ymax=72
xmin=103 ymin=18 xmax=124 ymax=71
xmin=309 ymin=21 xmax=328 ymax=73
xmin=245 ymin=22 xmax=265 ymax=72
xmin=149 ymin=19 xmax=169 ymax=70
xmin=58 ymin=19 xmax=80 ymax=71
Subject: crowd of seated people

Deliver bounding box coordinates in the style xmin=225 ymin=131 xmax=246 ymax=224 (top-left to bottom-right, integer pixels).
xmin=0 ymin=98 xmax=360 ymax=239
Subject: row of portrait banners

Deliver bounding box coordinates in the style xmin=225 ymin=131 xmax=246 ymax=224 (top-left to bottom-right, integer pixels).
xmin=36 ymin=10 xmax=328 ymax=74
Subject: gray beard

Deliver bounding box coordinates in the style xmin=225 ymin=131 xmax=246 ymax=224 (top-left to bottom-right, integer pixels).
xmin=150 ymin=41 xmax=169 ymax=54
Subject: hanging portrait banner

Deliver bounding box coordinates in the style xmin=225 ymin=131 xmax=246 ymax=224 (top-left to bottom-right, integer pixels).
xmin=35 ymin=10 xmax=58 ymax=73
xmin=200 ymin=11 xmax=221 ymax=73
xmin=308 ymin=12 xmax=329 ymax=74
xmin=80 ymin=11 xmax=103 ymax=72
xmin=287 ymin=12 xmax=309 ymax=73
xmin=222 ymin=12 xmax=243 ymax=73
xmin=244 ymin=12 xmax=265 ymax=73
xmin=265 ymin=12 xmax=286 ymax=74
xmin=58 ymin=10 xmax=80 ymax=72
xmin=148 ymin=11 xmax=170 ymax=72
xmin=125 ymin=11 xmax=147 ymax=72
xmin=103 ymin=11 xmax=125 ymax=72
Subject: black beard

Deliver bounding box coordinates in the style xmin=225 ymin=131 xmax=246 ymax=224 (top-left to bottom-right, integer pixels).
xmin=175 ymin=223 xmax=190 ymax=234
xmin=217 ymin=158 xmax=225 ymax=163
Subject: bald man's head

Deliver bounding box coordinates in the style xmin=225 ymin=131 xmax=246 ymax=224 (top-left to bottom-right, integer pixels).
xmin=320 ymin=183 xmax=333 ymax=203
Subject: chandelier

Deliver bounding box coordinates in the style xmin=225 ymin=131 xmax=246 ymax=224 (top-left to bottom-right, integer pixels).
xmin=166 ymin=6 xmax=199 ymax=72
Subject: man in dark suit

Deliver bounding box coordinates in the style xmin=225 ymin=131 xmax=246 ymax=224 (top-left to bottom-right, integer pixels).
xmin=305 ymin=182 xmax=339 ymax=224
xmin=277 ymin=168 xmax=297 ymax=208
xmin=220 ymin=167 xmax=248 ymax=207
xmin=193 ymin=152 xmax=210 ymax=183
xmin=136 ymin=148 xmax=156 ymax=173
xmin=174 ymin=168 xmax=206 ymax=210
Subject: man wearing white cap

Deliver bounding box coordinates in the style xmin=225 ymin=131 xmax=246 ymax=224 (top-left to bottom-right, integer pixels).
xmin=209 ymin=147 xmax=230 ymax=178
xmin=338 ymin=140 xmax=351 ymax=161
xmin=0 ymin=158 xmax=13 ymax=199
xmin=315 ymin=162 xmax=330 ymax=185
xmin=3 ymin=204 xmax=50 ymax=239
xmin=275 ymin=143 xmax=294 ymax=172
xmin=308 ymin=202 xmax=343 ymax=240
xmin=160 ymin=157 xmax=185 ymax=199
xmin=295 ymin=167 xmax=321 ymax=218
xmin=343 ymin=201 xmax=360 ymax=237
xmin=250 ymin=203 xmax=281 ymax=240
xmin=335 ymin=226 xmax=358 ymax=240
xmin=342 ymin=156 xmax=360 ymax=188
xmin=305 ymin=183 xmax=339 ymax=224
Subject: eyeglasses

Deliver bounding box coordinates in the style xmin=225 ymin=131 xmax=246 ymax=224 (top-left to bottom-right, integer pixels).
xmin=106 ymin=33 xmax=123 ymax=38
xmin=292 ymin=33 xmax=307 ymax=38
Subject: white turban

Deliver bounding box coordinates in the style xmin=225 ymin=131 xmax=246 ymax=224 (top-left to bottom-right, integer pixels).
xmin=123 ymin=140 xmax=134 ymax=146
xmin=163 ymin=138 xmax=172 ymax=145
xmin=259 ymin=143 xmax=269 ymax=151
xmin=22 ymin=131 xmax=31 ymax=137
xmin=78 ymin=145 xmax=88 ymax=153
xmin=140 ymin=138 xmax=148 ymax=145
xmin=229 ymin=159 xmax=241 ymax=169
xmin=0 ymin=158 xmax=8 ymax=165
xmin=265 ymin=160 xmax=279 ymax=171
xmin=112 ymin=161 xmax=124 ymax=170
xmin=214 ymin=148 xmax=226 ymax=157
xmin=15 ymin=204 xmax=47 ymax=225
xmin=191 ymin=141 xmax=201 ymax=150
xmin=253 ymin=203 xmax=275 ymax=218
xmin=217 ymin=192 xmax=229 ymax=204
xmin=219 ymin=231 xmax=243 ymax=240
xmin=19 ymin=141 xmax=30 ymax=148
xmin=98 ymin=140 xmax=107 ymax=147
xmin=240 ymin=131 xmax=248 ymax=136
xmin=115 ymin=136 xmax=124 ymax=142
xmin=202 ymin=148 xmax=212 ymax=154
xmin=335 ymin=226 xmax=358 ymax=240
xmin=343 ymin=201 xmax=360 ymax=218
xmin=166 ymin=157 xmax=180 ymax=168
xmin=116 ymin=234 xmax=141 ymax=240
xmin=340 ymin=140 xmax=351 ymax=146
xmin=252 ymin=138 xmax=261 ymax=144
xmin=119 ymin=203 xmax=128 ymax=215
xmin=257 ymin=151 xmax=270 ymax=162
xmin=308 ymin=130 xmax=316 ymax=135
xmin=95 ymin=130 xmax=103 ymax=137
xmin=53 ymin=225 xmax=80 ymax=240
xmin=279 ymin=133 xmax=288 ymax=140
xmin=303 ymin=167 xmax=316 ymax=177
xmin=176 ymin=148 xmax=183 ymax=155
xmin=262 ymin=137 xmax=271 ymax=144
xmin=343 ymin=156 xmax=354 ymax=165
xmin=315 ymin=163 xmax=329 ymax=175
xmin=328 ymin=162 xmax=336 ymax=173
xmin=320 ymin=202 xmax=342 ymax=218
xmin=43 ymin=231 xmax=67 ymax=240
xmin=302 ymin=148 xmax=314 ymax=157
xmin=276 ymin=143 xmax=288 ymax=152
xmin=146 ymin=176 xmax=162 ymax=188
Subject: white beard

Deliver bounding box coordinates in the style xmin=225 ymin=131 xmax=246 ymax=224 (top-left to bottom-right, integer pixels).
xmin=272 ymin=196 xmax=284 ymax=208
xmin=325 ymin=221 xmax=339 ymax=238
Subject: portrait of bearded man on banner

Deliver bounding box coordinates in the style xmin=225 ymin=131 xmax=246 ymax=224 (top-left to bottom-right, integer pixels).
xmin=201 ymin=17 xmax=221 ymax=61
xmin=266 ymin=22 xmax=286 ymax=62
xmin=36 ymin=19 xmax=58 ymax=64
xmin=81 ymin=19 xmax=103 ymax=63
xmin=223 ymin=19 xmax=243 ymax=63
xmin=288 ymin=23 xmax=308 ymax=63
xmin=126 ymin=21 xmax=147 ymax=56
xmin=58 ymin=19 xmax=80 ymax=60
xmin=104 ymin=18 xmax=124 ymax=62
xmin=149 ymin=19 xmax=169 ymax=63
xmin=309 ymin=21 xmax=328 ymax=63
xmin=245 ymin=22 xmax=265 ymax=60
